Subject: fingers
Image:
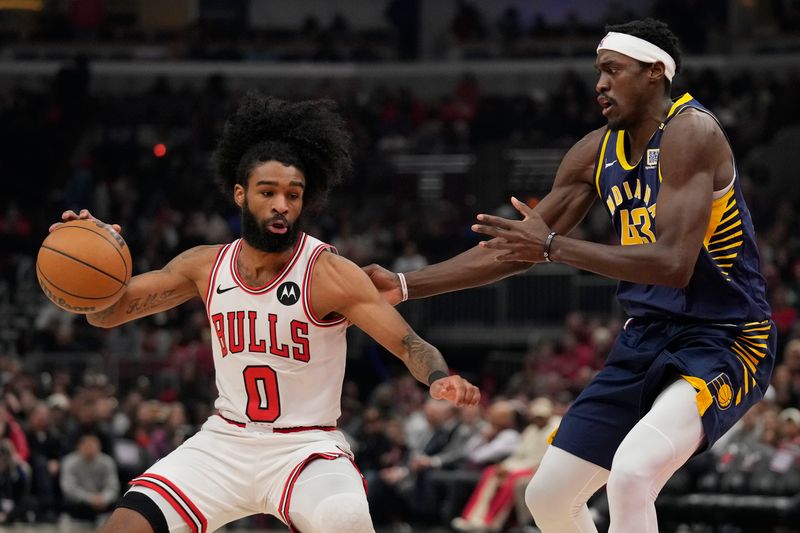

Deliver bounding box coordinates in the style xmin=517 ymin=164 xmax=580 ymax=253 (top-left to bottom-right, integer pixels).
xmin=54 ymin=209 xmax=121 ymax=234
xmin=431 ymin=377 xmax=481 ymax=407
xmin=511 ymin=196 xmax=532 ymax=219
xmin=464 ymin=383 xmax=481 ymax=406
xmin=472 ymin=224 xmax=509 ymax=239
xmin=476 ymin=213 xmax=514 ymax=230
xmin=51 ymin=209 xmax=84 ymax=233
xmin=478 ymin=237 xmax=513 ymax=251
xmin=453 ymin=380 xmax=467 ymax=406
xmin=59 ymin=209 xmax=93 ymax=222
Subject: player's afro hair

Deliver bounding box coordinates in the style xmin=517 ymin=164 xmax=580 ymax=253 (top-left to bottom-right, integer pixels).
xmin=606 ymin=18 xmax=682 ymax=78
xmin=213 ymin=92 xmax=352 ymax=214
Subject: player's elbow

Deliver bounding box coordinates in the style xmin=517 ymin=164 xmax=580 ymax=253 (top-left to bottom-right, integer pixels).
xmin=661 ymin=258 xmax=694 ymax=288
xmin=86 ymin=315 xmax=119 ymax=328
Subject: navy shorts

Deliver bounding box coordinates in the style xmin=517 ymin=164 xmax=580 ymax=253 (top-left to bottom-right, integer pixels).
xmin=551 ymin=317 xmax=776 ymax=470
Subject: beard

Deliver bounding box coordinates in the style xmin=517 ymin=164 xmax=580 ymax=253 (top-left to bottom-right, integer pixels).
xmin=241 ymin=199 xmax=302 ymax=253
xmin=607 ymin=117 xmax=623 ymax=131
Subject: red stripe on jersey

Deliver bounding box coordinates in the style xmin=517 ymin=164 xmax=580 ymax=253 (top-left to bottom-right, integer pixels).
xmin=302 ymin=244 xmax=347 ymax=327
xmin=217 ymin=412 xmax=335 ymax=433
xmin=274 ymin=425 xmax=336 ymax=434
xmin=230 ymin=234 xmax=308 ymax=294
xmin=205 ymin=243 xmax=231 ymax=318
xmin=137 ymin=473 xmax=208 ymax=532
xmin=129 ymin=479 xmax=200 ymax=533
xmin=278 ymin=461 xmax=306 ymax=527
xmin=217 ymin=413 xmax=246 ymax=427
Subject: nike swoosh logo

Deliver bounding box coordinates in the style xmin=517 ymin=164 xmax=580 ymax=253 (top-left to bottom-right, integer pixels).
xmin=216 ymin=284 xmax=237 ymax=294
xmin=605 ymin=160 xmax=617 ymax=168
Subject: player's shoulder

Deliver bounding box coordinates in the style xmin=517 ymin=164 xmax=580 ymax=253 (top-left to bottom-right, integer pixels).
xmin=566 ymin=126 xmax=609 ymax=162
xmin=662 ymin=108 xmax=727 ymax=155
xmin=166 ymin=244 xmax=227 ymax=275
xmin=664 ymin=107 xmax=721 ymax=137
xmin=178 ymin=244 xmax=227 ymax=264
xmin=312 ymin=250 xmax=375 ymax=295
xmin=580 ymin=125 xmax=609 ymax=146
xmin=313 ymin=249 xmax=361 ymax=279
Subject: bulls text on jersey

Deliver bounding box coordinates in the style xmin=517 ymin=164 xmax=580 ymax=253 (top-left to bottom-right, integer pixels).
xmin=210 ymin=310 xmax=310 ymax=362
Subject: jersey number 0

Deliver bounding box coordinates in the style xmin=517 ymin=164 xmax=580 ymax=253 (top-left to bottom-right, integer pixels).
xmin=243 ymin=365 xmax=281 ymax=422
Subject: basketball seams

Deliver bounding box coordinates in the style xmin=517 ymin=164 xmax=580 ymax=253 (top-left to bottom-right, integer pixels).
xmin=40 ymin=245 xmax=127 ymax=286
xmin=49 ymin=224 xmax=130 ymax=280
xmin=36 ymin=261 xmax=125 ymax=300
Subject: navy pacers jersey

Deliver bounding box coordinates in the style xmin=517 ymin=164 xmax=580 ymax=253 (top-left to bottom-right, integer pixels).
xmin=594 ymin=93 xmax=770 ymax=322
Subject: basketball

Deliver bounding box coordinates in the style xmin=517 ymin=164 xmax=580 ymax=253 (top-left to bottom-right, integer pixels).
xmin=36 ymin=219 xmax=132 ymax=314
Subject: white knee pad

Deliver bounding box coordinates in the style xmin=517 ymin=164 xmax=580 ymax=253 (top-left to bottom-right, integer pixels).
xmin=525 ymin=473 xmax=569 ymax=528
xmin=310 ymin=493 xmax=373 ymax=533
xmin=523 ymin=446 xmax=609 ymax=533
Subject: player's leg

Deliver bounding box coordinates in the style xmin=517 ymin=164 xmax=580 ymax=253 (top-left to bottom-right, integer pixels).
xmin=99 ymin=507 xmax=155 ymax=533
xmin=524 ymin=446 xmax=610 ymax=533
xmin=287 ymin=456 xmax=374 ymax=533
xmin=606 ymin=379 xmax=704 ymax=533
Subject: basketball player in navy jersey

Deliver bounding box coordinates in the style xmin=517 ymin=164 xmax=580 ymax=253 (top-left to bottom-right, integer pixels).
xmin=366 ymin=19 xmax=775 ymax=532
xmin=51 ymin=93 xmax=480 ymax=533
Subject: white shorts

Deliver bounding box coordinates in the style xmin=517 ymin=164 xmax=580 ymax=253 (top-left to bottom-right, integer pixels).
xmin=126 ymin=415 xmax=360 ymax=532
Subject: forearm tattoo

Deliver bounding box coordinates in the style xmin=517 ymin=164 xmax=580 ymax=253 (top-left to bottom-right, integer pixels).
xmin=88 ymin=289 xmax=178 ymax=326
xmin=402 ymin=331 xmax=448 ymax=386
xmin=125 ymin=289 xmax=177 ymax=314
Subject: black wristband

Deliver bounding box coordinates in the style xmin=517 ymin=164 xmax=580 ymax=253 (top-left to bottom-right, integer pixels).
xmin=543 ymin=231 xmax=558 ymax=263
xmin=428 ymin=370 xmax=448 ymax=385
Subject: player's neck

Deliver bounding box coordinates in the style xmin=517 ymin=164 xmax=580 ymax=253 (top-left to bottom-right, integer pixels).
xmin=626 ymin=95 xmax=674 ymax=161
xmin=237 ymin=240 xmax=295 ymax=285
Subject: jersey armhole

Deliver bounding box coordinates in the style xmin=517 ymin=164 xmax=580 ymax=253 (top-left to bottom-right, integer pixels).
xmin=204 ymin=244 xmax=231 ymax=316
xmin=594 ymin=130 xmax=612 ymax=198
xmin=302 ymin=245 xmax=348 ymax=328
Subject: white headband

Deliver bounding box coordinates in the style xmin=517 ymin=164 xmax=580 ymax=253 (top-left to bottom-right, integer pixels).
xmin=597 ymin=32 xmax=676 ymax=81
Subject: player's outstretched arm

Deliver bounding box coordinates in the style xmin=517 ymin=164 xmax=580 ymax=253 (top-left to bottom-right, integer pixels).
xmin=363 ymin=127 xmax=602 ymax=303
xmin=50 ymin=209 xmax=219 ymax=328
xmin=473 ymin=113 xmax=723 ymax=287
xmin=314 ymin=252 xmax=480 ymax=406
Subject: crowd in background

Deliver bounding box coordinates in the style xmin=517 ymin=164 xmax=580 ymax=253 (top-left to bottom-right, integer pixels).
xmin=0 ymin=38 xmax=799 ymax=533
xmin=4 ymin=0 xmax=800 ymax=61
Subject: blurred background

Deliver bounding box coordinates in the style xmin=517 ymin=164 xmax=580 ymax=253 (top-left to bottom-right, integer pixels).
xmin=1 ymin=0 xmax=800 ymax=532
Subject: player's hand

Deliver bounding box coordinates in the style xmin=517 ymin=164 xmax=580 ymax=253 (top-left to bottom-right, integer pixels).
xmin=49 ymin=209 xmax=122 ymax=234
xmin=471 ymin=197 xmax=551 ymax=263
xmin=362 ymin=263 xmax=403 ymax=306
xmin=429 ymin=375 xmax=481 ymax=407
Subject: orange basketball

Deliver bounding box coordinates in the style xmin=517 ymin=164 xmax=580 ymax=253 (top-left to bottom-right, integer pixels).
xmin=36 ymin=219 xmax=132 ymax=314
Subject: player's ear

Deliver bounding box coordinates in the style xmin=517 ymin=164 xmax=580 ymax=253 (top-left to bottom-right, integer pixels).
xmin=233 ymin=184 xmax=245 ymax=208
xmin=650 ymin=61 xmax=666 ymax=84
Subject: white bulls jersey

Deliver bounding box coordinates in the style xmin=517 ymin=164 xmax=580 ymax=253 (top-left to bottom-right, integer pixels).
xmin=205 ymin=234 xmax=348 ymax=428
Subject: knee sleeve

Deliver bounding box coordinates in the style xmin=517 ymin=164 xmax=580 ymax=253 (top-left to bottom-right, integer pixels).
xmin=524 ymin=447 xmax=608 ymax=533
xmin=288 ymin=457 xmax=374 ymax=533
xmin=311 ymin=493 xmax=373 ymax=533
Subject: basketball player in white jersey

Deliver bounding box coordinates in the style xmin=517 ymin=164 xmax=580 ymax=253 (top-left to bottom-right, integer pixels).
xmin=50 ymin=93 xmax=480 ymax=533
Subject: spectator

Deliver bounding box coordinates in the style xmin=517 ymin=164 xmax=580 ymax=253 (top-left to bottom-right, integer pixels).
xmin=24 ymin=402 xmax=64 ymax=522
xmin=368 ymin=399 xmax=476 ymax=526
xmin=463 ymin=400 xmax=522 ymax=467
xmin=59 ymin=433 xmax=119 ymax=524
xmin=391 ymin=241 xmax=428 ymax=273
xmin=453 ymin=397 xmax=559 ymax=532
xmin=0 ymin=438 xmax=29 ymax=524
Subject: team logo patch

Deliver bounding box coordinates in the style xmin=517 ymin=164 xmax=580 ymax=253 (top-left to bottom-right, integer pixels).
xmin=646 ymin=149 xmax=659 ymax=168
xmin=709 ymin=373 xmax=734 ymax=410
xmin=277 ymin=281 xmax=300 ymax=306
